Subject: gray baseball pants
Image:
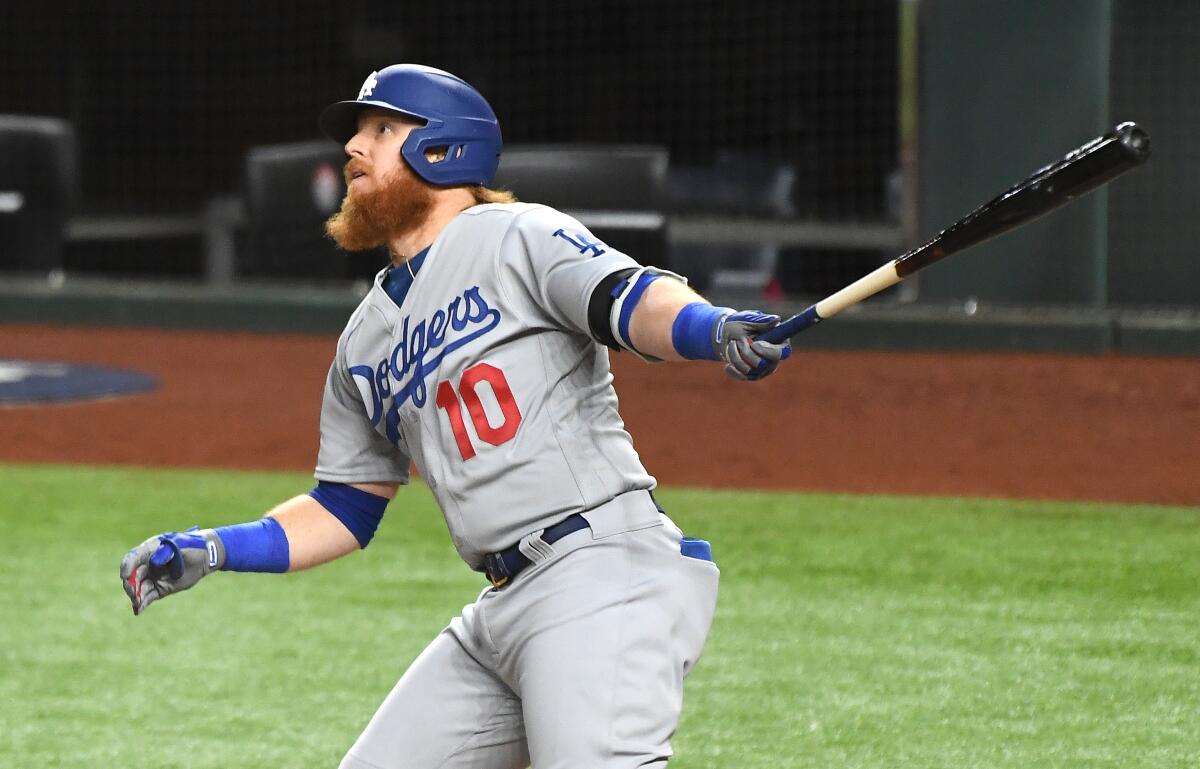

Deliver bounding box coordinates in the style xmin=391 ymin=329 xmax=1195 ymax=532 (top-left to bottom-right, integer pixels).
xmin=338 ymin=490 xmax=720 ymax=769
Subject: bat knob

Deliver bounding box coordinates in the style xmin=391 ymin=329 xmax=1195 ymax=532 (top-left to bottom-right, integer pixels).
xmin=1114 ymin=121 xmax=1151 ymax=163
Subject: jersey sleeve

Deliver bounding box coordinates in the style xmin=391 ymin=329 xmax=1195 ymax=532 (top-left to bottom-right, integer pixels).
xmin=314 ymin=343 xmax=412 ymax=485
xmin=499 ymin=206 xmax=643 ymax=336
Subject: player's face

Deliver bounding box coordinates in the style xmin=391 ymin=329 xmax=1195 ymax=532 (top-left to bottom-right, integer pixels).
xmin=325 ymin=109 xmax=437 ymax=254
xmin=344 ymin=109 xmax=419 ymax=195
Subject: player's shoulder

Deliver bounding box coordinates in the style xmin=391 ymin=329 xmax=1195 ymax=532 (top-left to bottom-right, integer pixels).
xmin=459 ymin=201 xmax=582 ymax=233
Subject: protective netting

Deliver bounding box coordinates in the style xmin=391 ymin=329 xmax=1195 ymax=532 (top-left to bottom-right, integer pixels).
xmin=1 ymin=1 xmax=347 ymax=214
xmin=0 ymin=0 xmax=899 ymax=285
xmin=1108 ymin=0 xmax=1200 ymax=308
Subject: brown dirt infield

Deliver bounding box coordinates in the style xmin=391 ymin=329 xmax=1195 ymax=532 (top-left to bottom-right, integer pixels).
xmin=1 ymin=323 xmax=1197 ymax=506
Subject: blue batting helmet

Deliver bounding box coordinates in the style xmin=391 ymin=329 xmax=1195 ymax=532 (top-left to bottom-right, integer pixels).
xmin=318 ymin=64 xmax=502 ymax=187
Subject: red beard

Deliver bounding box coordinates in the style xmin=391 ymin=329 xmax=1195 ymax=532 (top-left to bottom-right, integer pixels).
xmin=325 ymin=159 xmax=436 ymax=253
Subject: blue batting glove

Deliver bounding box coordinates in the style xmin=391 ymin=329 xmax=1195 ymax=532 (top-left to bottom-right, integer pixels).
xmin=120 ymin=526 xmax=225 ymax=615
xmin=714 ymin=310 xmax=792 ymax=381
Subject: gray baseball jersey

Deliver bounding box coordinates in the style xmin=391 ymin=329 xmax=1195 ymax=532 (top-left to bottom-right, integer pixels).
xmin=314 ymin=202 xmax=657 ymax=567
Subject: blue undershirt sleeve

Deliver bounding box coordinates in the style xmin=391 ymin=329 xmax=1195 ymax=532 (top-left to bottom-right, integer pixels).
xmin=308 ymin=481 xmax=390 ymax=548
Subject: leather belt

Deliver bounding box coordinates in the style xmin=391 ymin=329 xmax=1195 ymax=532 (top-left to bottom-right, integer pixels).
xmin=482 ymin=513 xmax=591 ymax=588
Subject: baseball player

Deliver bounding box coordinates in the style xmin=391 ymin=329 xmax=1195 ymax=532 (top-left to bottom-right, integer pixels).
xmin=121 ymin=64 xmax=791 ymax=768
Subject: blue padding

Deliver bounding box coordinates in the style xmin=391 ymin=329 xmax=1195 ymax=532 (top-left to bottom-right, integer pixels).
xmin=681 ymin=537 xmax=714 ymax=562
xmin=214 ymin=517 xmax=290 ymax=573
xmin=309 ymin=482 xmax=389 ymax=549
xmin=616 ymin=271 xmax=660 ymax=346
xmin=671 ymin=303 xmax=729 ymax=361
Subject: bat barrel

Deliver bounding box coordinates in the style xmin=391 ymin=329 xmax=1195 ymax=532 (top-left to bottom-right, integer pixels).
xmin=895 ymin=121 xmax=1151 ymax=278
xmin=1115 ymin=121 xmax=1151 ymax=163
xmin=758 ymin=122 xmax=1151 ymax=345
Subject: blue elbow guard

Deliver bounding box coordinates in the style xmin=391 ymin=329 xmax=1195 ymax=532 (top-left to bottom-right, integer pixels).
xmin=611 ymin=270 xmax=660 ymax=353
xmin=607 ymin=266 xmax=689 ymax=362
xmin=213 ymin=517 xmax=290 ymax=573
xmin=308 ymin=482 xmax=389 ymax=548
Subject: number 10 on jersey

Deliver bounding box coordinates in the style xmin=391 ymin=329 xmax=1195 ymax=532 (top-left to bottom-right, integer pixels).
xmin=435 ymin=363 xmax=522 ymax=461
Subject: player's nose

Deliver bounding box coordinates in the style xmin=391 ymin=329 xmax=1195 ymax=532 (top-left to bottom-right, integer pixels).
xmin=344 ymin=130 xmax=369 ymax=159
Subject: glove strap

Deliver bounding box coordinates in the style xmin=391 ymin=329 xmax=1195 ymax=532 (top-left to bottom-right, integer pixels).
xmin=671 ymin=302 xmax=731 ymax=361
xmin=199 ymin=529 xmax=225 ymax=571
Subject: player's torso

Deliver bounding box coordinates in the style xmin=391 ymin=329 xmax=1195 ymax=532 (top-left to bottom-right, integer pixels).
xmin=342 ymin=205 xmax=652 ymax=565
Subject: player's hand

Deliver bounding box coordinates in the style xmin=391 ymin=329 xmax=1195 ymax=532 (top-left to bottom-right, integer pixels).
xmin=120 ymin=527 xmax=225 ymax=615
xmin=714 ymin=310 xmax=791 ymax=381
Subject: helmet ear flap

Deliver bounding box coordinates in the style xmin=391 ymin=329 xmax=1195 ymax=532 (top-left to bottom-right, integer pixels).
xmin=401 ymin=126 xmax=436 ymax=182
xmin=401 ymin=127 xmax=481 ymax=186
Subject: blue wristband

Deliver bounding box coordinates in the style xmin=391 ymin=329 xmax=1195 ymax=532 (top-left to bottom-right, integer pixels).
xmin=308 ymin=481 xmax=389 ymax=548
xmin=213 ymin=517 xmax=290 ymax=573
xmin=671 ymin=302 xmax=730 ymax=361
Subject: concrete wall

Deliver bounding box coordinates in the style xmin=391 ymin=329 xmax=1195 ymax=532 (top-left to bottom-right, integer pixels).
xmin=917 ymin=0 xmax=1112 ymax=305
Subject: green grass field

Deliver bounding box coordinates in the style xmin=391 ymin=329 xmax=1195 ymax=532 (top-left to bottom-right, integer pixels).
xmin=1 ymin=463 xmax=1197 ymax=769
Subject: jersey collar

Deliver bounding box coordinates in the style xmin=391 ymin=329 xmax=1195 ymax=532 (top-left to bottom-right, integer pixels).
xmin=380 ymin=246 xmax=431 ymax=310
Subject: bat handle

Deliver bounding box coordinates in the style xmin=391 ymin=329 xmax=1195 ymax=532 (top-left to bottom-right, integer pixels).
xmin=757 ymin=261 xmax=903 ymax=344
xmin=758 ymin=305 xmax=822 ymax=344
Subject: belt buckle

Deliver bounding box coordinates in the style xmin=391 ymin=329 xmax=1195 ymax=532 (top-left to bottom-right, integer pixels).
xmin=483 ymin=552 xmax=510 ymax=588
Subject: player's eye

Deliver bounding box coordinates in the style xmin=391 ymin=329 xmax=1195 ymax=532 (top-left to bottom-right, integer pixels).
xmin=376 ymin=122 xmax=392 ymax=136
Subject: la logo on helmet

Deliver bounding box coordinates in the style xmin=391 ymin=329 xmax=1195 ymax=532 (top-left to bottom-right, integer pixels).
xmin=358 ymin=72 xmax=379 ymax=101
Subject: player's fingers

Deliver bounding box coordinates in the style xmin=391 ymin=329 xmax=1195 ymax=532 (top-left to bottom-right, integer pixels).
xmin=751 ymin=360 xmax=780 ymax=380
xmin=727 ymin=353 xmax=751 ymax=377
xmin=739 ymin=340 xmax=768 ymax=367
xmin=121 ymin=540 xmax=159 ymax=612
xmin=122 ymin=563 xmax=139 ymax=609
xmin=121 ymin=537 xmax=158 ymax=576
xmin=723 ymin=363 xmax=749 ymax=381
xmin=123 ymin=562 xmax=150 ymax=614
xmin=120 ymin=550 xmax=138 ymax=582
xmin=744 ymin=359 xmax=775 ymax=379
xmin=731 ymin=339 xmax=764 ymax=375
xmin=730 ymin=342 xmax=785 ymax=381
xmin=748 ymin=339 xmax=789 ymax=362
xmin=136 ymin=580 xmax=164 ymax=615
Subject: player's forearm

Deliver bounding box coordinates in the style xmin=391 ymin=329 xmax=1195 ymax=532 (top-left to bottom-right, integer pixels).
xmin=622 ymin=274 xmax=791 ymax=380
xmin=121 ymin=481 xmax=395 ymax=614
xmin=270 ymin=480 xmax=398 ymax=571
xmin=267 ymin=494 xmax=362 ymax=572
xmin=627 ymin=277 xmax=708 ymax=361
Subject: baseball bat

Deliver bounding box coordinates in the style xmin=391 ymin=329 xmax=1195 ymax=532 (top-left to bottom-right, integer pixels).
xmin=757 ymin=121 xmax=1151 ymax=344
